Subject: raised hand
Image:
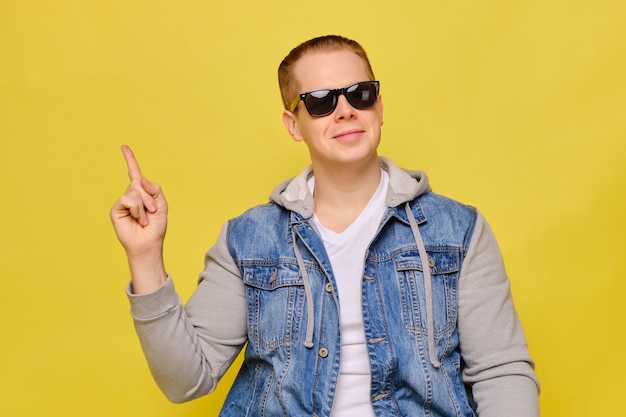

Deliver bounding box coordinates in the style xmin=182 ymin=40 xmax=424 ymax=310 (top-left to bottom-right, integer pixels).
xmin=110 ymin=145 xmax=168 ymax=293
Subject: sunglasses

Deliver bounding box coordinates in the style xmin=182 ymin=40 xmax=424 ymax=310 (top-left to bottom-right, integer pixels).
xmin=289 ymin=80 xmax=380 ymax=117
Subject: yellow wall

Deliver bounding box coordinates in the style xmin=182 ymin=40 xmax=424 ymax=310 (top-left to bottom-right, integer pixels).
xmin=1 ymin=1 xmax=624 ymax=415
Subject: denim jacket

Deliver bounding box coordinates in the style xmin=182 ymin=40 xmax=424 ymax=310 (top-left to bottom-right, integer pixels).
xmin=128 ymin=157 xmax=539 ymax=417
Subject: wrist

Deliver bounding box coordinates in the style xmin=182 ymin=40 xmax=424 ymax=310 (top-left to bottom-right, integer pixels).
xmin=127 ymin=250 xmax=167 ymax=294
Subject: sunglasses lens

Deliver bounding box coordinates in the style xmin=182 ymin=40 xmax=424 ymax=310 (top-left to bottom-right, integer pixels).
xmin=346 ymin=82 xmax=379 ymax=109
xmin=304 ymin=89 xmax=337 ymax=117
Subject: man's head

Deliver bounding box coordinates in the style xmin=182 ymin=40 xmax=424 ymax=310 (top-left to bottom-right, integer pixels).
xmin=278 ymin=35 xmax=376 ymax=111
xmin=279 ymin=36 xmax=384 ymax=169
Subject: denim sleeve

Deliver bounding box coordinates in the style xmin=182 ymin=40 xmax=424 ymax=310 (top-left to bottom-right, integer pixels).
xmin=127 ymin=222 xmax=247 ymax=403
xmin=457 ymin=211 xmax=540 ymax=417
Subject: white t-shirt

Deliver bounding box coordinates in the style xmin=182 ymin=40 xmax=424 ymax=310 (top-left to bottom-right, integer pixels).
xmin=308 ymin=170 xmax=389 ymax=416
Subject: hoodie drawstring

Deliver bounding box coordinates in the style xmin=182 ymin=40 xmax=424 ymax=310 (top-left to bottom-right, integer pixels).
xmin=293 ymin=231 xmax=315 ymax=348
xmin=406 ymin=202 xmax=442 ymax=369
xmin=291 ymin=206 xmax=441 ymax=363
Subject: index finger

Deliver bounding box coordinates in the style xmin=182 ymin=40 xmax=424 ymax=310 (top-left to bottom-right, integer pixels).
xmin=121 ymin=145 xmax=143 ymax=182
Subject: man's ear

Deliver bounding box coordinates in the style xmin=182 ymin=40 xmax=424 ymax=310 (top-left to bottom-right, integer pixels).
xmin=377 ymin=95 xmax=384 ymax=127
xmin=282 ymin=110 xmax=304 ymax=142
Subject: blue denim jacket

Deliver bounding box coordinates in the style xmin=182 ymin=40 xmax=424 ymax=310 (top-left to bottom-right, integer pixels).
xmin=220 ymin=161 xmax=478 ymax=417
xmin=129 ymin=158 xmax=538 ymax=416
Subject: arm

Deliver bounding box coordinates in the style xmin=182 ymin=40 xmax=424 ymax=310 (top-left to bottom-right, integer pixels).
xmin=128 ymin=223 xmax=247 ymax=403
xmin=110 ymin=146 xmax=247 ymax=402
xmin=458 ymin=212 xmax=540 ymax=417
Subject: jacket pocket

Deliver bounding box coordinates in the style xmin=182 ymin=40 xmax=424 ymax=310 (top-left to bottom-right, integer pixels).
xmin=394 ymin=248 xmax=461 ymax=337
xmin=241 ymin=260 xmax=304 ymax=350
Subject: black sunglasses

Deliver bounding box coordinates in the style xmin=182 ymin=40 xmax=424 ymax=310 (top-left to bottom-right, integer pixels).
xmin=289 ymin=81 xmax=380 ymax=117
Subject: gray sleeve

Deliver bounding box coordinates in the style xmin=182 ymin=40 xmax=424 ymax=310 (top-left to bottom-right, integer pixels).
xmin=458 ymin=211 xmax=540 ymax=417
xmin=127 ymin=222 xmax=247 ymax=403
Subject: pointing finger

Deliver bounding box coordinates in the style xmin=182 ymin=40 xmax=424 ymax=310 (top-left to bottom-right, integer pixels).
xmin=121 ymin=145 xmax=143 ymax=182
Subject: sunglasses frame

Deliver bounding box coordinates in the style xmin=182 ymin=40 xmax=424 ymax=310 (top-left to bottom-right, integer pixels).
xmin=289 ymin=80 xmax=380 ymax=117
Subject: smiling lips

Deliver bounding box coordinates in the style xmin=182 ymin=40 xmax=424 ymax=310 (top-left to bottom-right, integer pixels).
xmin=333 ymin=129 xmax=364 ymax=141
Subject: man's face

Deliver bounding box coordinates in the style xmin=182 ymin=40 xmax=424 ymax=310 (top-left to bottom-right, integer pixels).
xmin=282 ymin=49 xmax=383 ymax=169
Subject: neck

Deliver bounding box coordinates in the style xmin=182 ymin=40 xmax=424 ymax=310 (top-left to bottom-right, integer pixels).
xmin=311 ymin=155 xmax=381 ymax=232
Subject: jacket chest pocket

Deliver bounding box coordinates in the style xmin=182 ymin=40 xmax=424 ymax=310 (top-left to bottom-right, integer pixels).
xmin=242 ymin=261 xmax=305 ymax=350
xmin=394 ymin=248 xmax=461 ymax=337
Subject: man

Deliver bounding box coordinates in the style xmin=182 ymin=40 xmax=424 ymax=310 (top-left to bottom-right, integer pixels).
xmin=111 ymin=35 xmax=540 ymax=416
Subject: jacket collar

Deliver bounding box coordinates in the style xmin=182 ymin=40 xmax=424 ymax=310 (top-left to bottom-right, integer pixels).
xmin=269 ymin=157 xmax=432 ymax=219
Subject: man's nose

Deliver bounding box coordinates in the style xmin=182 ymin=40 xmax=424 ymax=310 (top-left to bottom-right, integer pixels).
xmin=333 ymin=94 xmax=357 ymax=119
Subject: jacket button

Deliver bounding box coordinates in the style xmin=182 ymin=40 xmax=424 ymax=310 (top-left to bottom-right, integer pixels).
xmin=324 ymin=282 xmax=333 ymax=292
xmin=428 ymin=257 xmax=435 ymax=268
xmin=318 ymin=347 xmax=329 ymax=358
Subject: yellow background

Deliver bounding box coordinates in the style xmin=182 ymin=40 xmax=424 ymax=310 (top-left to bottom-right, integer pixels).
xmin=1 ymin=1 xmax=624 ymax=416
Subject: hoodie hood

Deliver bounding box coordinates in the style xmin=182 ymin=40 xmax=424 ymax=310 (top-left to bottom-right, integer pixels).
xmin=269 ymin=156 xmax=432 ymax=218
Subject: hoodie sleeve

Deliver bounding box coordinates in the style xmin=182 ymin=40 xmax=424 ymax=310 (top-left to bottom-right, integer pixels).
xmin=127 ymin=222 xmax=247 ymax=403
xmin=458 ymin=211 xmax=540 ymax=417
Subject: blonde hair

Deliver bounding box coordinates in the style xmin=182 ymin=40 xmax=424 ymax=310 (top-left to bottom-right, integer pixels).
xmin=278 ymin=35 xmax=375 ymax=110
